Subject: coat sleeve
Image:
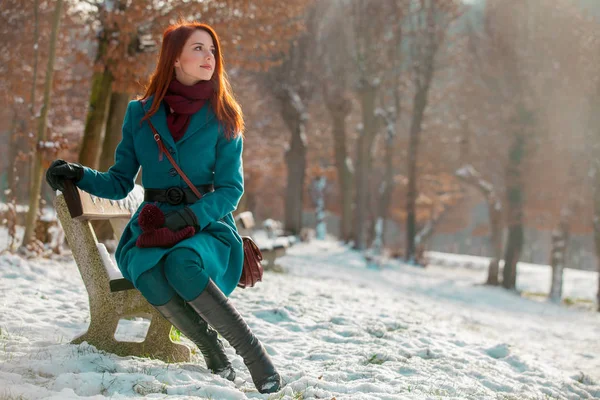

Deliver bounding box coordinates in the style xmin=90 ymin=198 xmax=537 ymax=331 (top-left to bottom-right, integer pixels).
xmin=75 ymin=101 xmax=141 ymax=200
xmin=189 ymin=130 xmax=244 ymax=230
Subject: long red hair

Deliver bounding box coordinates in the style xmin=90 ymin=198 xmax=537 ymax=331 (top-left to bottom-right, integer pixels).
xmin=139 ymin=21 xmax=244 ymax=139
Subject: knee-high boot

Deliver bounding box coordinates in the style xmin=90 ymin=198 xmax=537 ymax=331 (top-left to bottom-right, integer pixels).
xmin=186 ymin=279 xmax=282 ymax=394
xmin=153 ymin=294 xmax=236 ymax=381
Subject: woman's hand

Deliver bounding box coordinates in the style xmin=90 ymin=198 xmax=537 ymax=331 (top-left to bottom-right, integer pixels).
xmin=164 ymin=207 xmax=199 ymax=232
xmin=45 ymin=159 xmax=84 ymax=191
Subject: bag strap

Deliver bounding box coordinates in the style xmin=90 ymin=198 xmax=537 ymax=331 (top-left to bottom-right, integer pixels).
xmin=141 ymin=102 xmax=203 ymax=200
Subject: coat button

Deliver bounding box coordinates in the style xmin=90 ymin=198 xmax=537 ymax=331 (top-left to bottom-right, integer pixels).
xmin=169 ymin=168 xmax=177 ymax=177
xmin=169 ymin=147 xmax=175 ymax=154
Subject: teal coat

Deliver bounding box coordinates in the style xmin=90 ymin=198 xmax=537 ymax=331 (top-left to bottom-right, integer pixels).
xmin=75 ymin=97 xmax=244 ymax=297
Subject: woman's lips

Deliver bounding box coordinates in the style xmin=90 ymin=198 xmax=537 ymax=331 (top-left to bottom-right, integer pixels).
xmin=200 ymin=65 xmax=212 ymax=70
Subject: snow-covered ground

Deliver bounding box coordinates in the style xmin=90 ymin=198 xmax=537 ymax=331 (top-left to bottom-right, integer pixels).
xmin=426 ymin=251 xmax=598 ymax=307
xmin=1 ymin=237 xmax=599 ymax=399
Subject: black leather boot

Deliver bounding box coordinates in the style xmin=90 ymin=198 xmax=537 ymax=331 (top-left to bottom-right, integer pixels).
xmin=187 ymin=279 xmax=282 ymax=394
xmin=154 ymin=295 xmax=235 ymax=381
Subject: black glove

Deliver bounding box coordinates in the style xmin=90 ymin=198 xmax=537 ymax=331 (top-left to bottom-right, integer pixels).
xmin=45 ymin=159 xmax=84 ymax=191
xmin=164 ymin=207 xmax=199 ymax=232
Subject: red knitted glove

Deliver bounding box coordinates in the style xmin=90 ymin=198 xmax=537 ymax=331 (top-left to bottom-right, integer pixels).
xmin=138 ymin=203 xmax=165 ymax=231
xmin=136 ymin=226 xmax=195 ymax=248
xmin=135 ymin=203 xmax=195 ymax=248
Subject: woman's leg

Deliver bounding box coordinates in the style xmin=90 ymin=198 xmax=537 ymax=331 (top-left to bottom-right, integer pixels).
xmin=135 ymin=263 xmax=176 ymax=306
xmin=163 ymin=248 xmax=282 ymax=393
xmin=183 ymin=279 xmax=283 ymax=393
xmin=162 ymin=247 xmax=209 ymax=301
xmin=135 ymin=263 xmax=234 ymax=377
xmin=161 ymin=248 xmax=234 ymax=379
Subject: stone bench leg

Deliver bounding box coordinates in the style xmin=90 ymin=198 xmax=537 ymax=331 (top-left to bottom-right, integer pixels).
xmin=263 ymin=249 xmax=277 ymax=269
xmin=261 ymin=247 xmax=286 ymax=272
xmin=55 ymin=195 xmax=189 ymax=363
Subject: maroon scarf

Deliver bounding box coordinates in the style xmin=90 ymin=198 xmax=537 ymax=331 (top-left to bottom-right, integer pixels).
xmin=163 ymin=79 xmax=214 ymax=142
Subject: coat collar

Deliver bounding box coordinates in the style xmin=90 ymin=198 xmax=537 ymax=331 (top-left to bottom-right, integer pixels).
xmin=141 ymin=95 xmax=216 ymax=148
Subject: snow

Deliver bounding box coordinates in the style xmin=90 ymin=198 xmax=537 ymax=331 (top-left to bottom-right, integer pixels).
xmin=1 ymin=237 xmax=599 ymax=399
xmin=427 ymin=251 xmax=598 ymax=304
xmin=0 ymin=204 xmax=56 ymax=222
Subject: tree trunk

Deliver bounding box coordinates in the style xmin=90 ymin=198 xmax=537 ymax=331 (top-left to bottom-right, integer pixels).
xmin=377 ymin=126 xmax=395 ymax=248
xmin=5 ymin=114 xmax=20 ymax=252
xmin=372 ymin=114 xmax=398 ymax=252
xmin=22 ymin=0 xmax=64 ymax=247
xmin=280 ymin=87 xmax=308 ymax=235
xmin=6 ymin=113 xmax=19 ymax=201
xmin=79 ymin=23 xmax=114 ymax=169
xmin=324 ymin=92 xmax=353 ymax=243
xmin=99 ymin=92 xmax=130 ymax=171
xmin=455 ymin=165 xmax=504 ymax=285
xmin=549 ymin=206 xmax=571 ymax=303
xmin=414 ymin=207 xmax=449 ymax=266
xmin=79 ymin=68 xmax=113 ymax=169
xmin=93 ymin=92 xmax=131 ymax=243
xmin=487 ymin=201 xmax=503 ymax=285
xmin=406 ymin=88 xmax=428 ymax=262
xmin=283 ymin=120 xmax=307 ymax=235
xmin=593 ymin=157 xmax=600 ymax=312
xmin=502 ymin=130 xmax=526 ymax=290
xmin=353 ymin=83 xmax=378 ymax=250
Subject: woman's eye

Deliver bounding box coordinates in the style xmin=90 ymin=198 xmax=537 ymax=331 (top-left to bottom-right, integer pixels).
xmin=194 ymin=46 xmax=215 ymax=55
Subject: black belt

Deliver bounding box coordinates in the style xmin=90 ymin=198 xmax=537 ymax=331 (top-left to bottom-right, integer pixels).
xmin=144 ymin=184 xmax=214 ymax=205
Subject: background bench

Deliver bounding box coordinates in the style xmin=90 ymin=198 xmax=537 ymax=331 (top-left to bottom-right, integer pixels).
xmin=54 ymin=181 xmax=189 ymax=363
xmin=235 ymin=211 xmax=295 ymax=270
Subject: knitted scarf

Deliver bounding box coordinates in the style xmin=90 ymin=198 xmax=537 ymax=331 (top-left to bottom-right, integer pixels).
xmin=163 ymin=79 xmax=214 ymax=142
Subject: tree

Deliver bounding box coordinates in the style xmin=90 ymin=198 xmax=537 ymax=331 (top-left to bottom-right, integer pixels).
xmin=459 ymin=0 xmax=596 ymax=291
xmin=348 ymin=0 xmax=400 ymax=250
xmin=371 ymin=0 xmax=409 ymax=253
xmin=455 ymin=165 xmax=503 ymax=284
xmin=319 ymin=2 xmax=355 ymax=243
xmin=257 ymin=3 xmax=320 ymax=234
xmin=404 ymin=0 xmax=462 ymax=262
xmin=22 ymin=0 xmax=65 ymax=248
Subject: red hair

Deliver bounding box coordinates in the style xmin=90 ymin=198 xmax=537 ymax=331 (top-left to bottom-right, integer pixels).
xmin=139 ymin=21 xmax=244 ymax=139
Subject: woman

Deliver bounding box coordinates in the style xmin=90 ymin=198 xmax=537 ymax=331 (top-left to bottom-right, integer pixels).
xmin=45 ymin=21 xmax=282 ymax=394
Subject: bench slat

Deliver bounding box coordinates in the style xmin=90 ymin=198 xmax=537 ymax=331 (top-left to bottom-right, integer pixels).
xmin=235 ymin=211 xmax=255 ymax=230
xmin=96 ymin=243 xmax=136 ymax=292
xmin=63 ymin=181 xmax=137 ymax=221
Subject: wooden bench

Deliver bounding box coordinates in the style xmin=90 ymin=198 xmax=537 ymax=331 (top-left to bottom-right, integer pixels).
xmin=54 ymin=180 xmax=189 ymax=363
xmin=235 ymin=211 xmax=294 ymax=270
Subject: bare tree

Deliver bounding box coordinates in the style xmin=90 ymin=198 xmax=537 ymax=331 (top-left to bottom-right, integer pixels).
xmin=348 ymin=0 xmax=398 ymax=250
xmin=319 ymin=2 xmax=355 ymax=242
xmin=258 ymin=4 xmax=321 ymax=234
xmin=22 ymin=0 xmax=64 ymax=248
xmin=456 ymin=165 xmax=503 ymax=285
xmin=405 ymin=0 xmax=462 ymax=262
xmin=372 ymin=0 xmax=408 ymax=252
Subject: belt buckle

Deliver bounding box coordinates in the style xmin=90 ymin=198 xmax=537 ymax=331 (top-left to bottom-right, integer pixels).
xmin=166 ymin=187 xmax=184 ymax=205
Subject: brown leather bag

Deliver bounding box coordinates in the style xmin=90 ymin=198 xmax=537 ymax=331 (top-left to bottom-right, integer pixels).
xmin=143 ymin=105 xmax=264 ymax=289
xmin=238 ymin=237 xmax=264 ymax=288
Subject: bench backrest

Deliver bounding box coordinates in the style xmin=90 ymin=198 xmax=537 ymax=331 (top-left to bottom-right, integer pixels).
xmin=62 ymin=181 xmax=143 ymax=221
xmin=58 ymin=180 xmax=144 ymax=292
xmin=235 ymin=211 xmax=255 ymax=236
xmin=62 ymin=181 xmax=144 ymax=242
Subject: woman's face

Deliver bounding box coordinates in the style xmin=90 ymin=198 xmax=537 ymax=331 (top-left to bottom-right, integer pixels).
xmin=174 ymin=29 xmax=216 ymax=85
